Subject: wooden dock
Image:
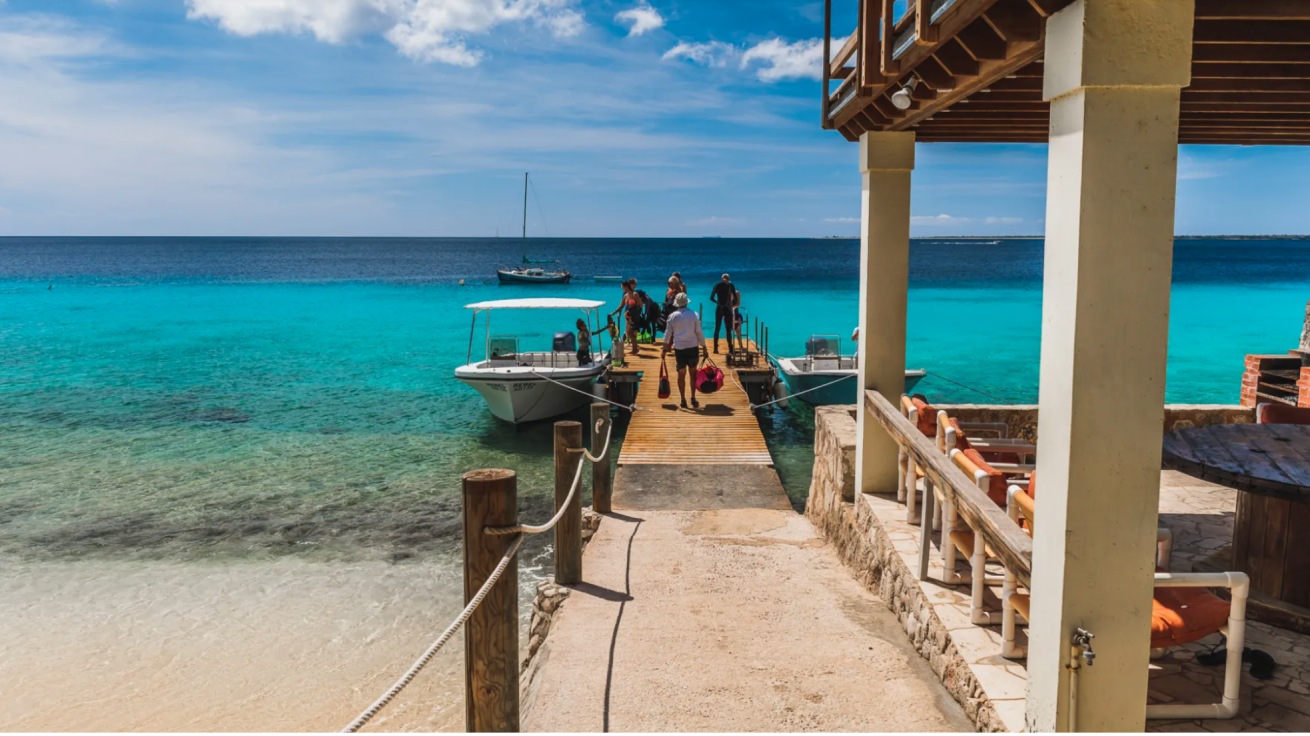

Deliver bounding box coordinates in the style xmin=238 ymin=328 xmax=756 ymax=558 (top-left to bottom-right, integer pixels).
xmin=611 ymin=341 xmax=772 ymax=466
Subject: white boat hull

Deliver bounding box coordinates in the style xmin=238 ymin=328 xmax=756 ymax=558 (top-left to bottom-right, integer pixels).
xmin=456 ymin=362 xmax=606 ymax=423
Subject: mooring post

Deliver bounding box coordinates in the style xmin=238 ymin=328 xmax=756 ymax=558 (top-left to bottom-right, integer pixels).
xmin=461 ymin=468 xmax=520 ymax=733
xmin=590 ymin=403 xmax=612 ymax=514
xmin=554 ymin=421 xmax=584 ymax=585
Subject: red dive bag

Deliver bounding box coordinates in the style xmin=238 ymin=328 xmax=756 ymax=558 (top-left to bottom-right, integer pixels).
xmin=657 ymin=360 xmax=671 ymax=399
xmin=697 ymin=359 xmax=724 ymax=394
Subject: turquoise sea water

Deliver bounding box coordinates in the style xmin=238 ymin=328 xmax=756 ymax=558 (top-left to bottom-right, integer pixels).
xmin=1 ymin=237 xmax=1307 ymax=563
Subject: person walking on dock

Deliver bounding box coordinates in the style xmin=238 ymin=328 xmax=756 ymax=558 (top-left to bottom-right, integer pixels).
xmin=662 ymin=293 xmax=708 ymax=409
xmin=710 ymin=273 xmax=737 ymax=355
xmin=609 ymin=279 xmax=643 ymax=356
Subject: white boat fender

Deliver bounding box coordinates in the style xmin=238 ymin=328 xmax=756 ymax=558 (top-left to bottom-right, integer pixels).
xmin=591 ymin=380 xmax=608 ymax=400
xmin=772 ymin=381 xmax=790 ymax=410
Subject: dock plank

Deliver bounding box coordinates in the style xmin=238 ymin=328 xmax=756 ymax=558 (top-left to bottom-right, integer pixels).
xmin=612 ymin=340 xmax=773 ymax=467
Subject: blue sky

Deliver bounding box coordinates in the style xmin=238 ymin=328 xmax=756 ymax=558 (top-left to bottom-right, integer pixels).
xmin=0 ymin=0 xmax=1306 ymax=238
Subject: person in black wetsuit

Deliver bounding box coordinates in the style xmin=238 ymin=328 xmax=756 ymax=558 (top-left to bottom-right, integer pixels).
xmin=710 ymin=273 xmax=737 ymax=355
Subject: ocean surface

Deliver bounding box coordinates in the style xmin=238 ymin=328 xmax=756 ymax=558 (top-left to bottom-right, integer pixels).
xmin=2 ymin=236 xmax=1309 ymax=565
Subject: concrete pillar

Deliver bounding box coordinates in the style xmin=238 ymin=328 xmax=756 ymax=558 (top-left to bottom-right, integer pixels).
xmin=1027 ymin=1 xmax=1194 ymax=731
xmin=855 ymin=131 xmax=915 ymax=495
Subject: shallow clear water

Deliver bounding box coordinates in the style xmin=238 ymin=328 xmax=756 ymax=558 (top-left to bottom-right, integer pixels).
xmin=1 ymin=236 xmax=1307 ymax=562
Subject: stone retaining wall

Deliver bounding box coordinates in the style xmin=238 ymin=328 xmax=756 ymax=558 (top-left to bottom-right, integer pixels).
xmin=806 ymin=406 xmax=1010 ymax=732
xmin=933 ymin=403 xmax=1253 ymax=444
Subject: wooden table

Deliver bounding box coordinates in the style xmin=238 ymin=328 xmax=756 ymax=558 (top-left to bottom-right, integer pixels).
xmin=1162 ymin=423 xmax=1310 ymax=627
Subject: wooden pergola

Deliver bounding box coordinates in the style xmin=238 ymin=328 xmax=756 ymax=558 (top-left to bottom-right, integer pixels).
xmin=821 ymin=0 xmax=1307 ymax=731
xmin=823 ymin=0 xmax=1310 ymax=145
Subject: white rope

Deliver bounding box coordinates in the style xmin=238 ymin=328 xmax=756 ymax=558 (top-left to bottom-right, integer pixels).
xmin=580 ymin=418 xmax=613 ymax=464
xmin=341 ymin=533 xmax=525 ymax=733
xmin=749 ymin=373 xmax=856 ymax=410
xmin=485 ymin=451 xmax=586 ymax=536
xmin=527 ymin=369 xmax=647 ymax=413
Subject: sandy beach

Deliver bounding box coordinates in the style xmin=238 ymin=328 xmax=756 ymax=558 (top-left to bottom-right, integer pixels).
xmin=0 ymin=559 xmax=491 ymax=732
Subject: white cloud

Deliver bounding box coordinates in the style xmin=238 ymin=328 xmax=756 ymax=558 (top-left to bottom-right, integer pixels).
xmin=185 ymin=0 xmax=587 ymax=67
xmin=0 ymin=15 xmax=123 ymax=64
xmin=689 ymin=216 xmax=743 ymax=226
xmin=911 ymin=214 xmax=973 ymax=225
xmin=739 ymin=37 xmax=822 ymax=82
xmin=662 ymin=40 xmax=735 ymax=67
xmin=824 ymin=217 xmax=858 ymax=223
xmin=984 ymin=216 xmax=1022 ymax=224
xmin=663 ymin=36 xmax=823 ymax=83
xmin=615 ymin=3 xmax=663 ymax=37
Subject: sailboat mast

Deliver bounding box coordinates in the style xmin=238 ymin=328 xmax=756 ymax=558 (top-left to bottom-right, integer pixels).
xmin=521 ymin=172 xmax=528 ymax=263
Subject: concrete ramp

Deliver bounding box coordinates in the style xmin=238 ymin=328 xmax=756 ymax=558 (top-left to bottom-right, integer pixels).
xmin=612 ymin=465 xmax=793 ymax=511
xmin=522 ymin=508 xmax=971 ymax=732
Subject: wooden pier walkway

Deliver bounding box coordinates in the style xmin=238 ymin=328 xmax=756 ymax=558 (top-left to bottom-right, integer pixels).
xmin=612 ymin=341 xmax=772 ymax=466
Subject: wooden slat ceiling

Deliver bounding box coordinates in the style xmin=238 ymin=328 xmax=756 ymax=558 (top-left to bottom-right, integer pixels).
xmin=825 ymin=0 xmax=1310 ymax=146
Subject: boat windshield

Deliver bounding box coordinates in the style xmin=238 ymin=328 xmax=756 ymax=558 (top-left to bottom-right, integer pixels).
xmin=807 ymin=335 xmax=842 ymax=357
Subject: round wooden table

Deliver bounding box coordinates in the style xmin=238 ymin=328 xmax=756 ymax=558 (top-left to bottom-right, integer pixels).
xmin=1162 ymin=423 xmax=1310 ymax=619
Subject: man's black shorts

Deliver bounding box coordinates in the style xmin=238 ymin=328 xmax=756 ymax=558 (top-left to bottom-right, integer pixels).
xmin=674 ymin=347 xmax=700 ymax=371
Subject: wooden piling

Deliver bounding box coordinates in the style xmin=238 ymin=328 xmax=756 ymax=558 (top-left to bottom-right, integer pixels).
xmin=462 ymin=468 xmax=520 ymax=733
xmin=591 ymin=403 xmax=612 ymax=514
xmin=554 ymin=421 xmax=584 ymax=585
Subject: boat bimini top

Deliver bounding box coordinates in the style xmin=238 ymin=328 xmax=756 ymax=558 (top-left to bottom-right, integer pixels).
xmin=464 ymin=298 xmax=604 ymax=312
xmin=463 ymin=298 xmax=608 ymax=366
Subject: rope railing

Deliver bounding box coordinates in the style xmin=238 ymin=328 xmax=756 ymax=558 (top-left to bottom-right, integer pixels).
xmin=341 ymin=533 xmax=525 ymax=733
xmin=342 ymin=411 xmax=614 ymax=733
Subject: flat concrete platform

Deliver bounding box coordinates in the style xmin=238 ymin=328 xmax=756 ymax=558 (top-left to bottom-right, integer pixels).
xmin=612 ymin=465 xmax=793 ymax=511
xmin=522 ymin=509 xmax=972 ymax=732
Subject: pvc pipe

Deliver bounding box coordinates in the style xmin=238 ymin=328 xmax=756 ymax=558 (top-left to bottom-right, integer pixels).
xmin=918 ymin=477 xmax=935 ymax=581
xmin=1145 ymin=572 xmax=1249 ymax=721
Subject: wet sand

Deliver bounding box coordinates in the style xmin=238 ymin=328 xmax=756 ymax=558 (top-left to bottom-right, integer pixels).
xmin=0 ymin=559 xmax=495 ymax=732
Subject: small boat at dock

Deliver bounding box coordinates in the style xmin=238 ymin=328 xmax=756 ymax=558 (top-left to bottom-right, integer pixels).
xmin=455 ymin=298 xmax=609 ymax=423
xmin=774 ymin=335 xmax=925 ymax=406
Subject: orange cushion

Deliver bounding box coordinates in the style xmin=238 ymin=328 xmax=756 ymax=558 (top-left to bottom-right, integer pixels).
xmin=1150 ymin=586 xmax=1230 ymax=649
xmin=911 ymin=397 xmax=937 ymax=438
xmin=961 ymin=448 xmax=1008 ymax=507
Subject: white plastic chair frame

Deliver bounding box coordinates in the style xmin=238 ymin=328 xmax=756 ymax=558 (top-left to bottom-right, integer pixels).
xmin=998 ymin=487 xmax=1243 ymax=720
xmin=1000 ymin=484 xmax=1179 ymax=659
xmin=947 ymin=449 xmax=1007 ymax=624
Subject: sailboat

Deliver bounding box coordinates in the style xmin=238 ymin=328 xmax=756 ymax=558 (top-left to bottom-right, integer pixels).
xmin=497 ymin=172 xmax=572 ymax=285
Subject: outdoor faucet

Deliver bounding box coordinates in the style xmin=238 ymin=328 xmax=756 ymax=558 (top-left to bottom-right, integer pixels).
xmin=1072 ymin=627 xmax=1096 ymax=666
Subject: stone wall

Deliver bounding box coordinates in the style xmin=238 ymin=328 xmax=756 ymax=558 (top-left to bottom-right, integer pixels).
xmin=522 ymin=507 xmax=602 ymax=671
xmin=805 ymin=406 xmax=1010 ymax=732
xmin=935 ymin=403 xmax=1254 ymax=444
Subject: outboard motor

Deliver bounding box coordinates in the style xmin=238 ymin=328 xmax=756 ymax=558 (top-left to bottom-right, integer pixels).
xmin=553 ymin=331 xmax=577 ymax=352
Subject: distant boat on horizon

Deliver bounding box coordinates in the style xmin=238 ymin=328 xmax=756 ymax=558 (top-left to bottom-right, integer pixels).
xmin=497 ymin=173 xmax=571 ymax=285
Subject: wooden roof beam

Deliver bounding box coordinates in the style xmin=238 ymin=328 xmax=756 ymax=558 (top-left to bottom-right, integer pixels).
xmin=956 ymin=21 xmax=1008 ymax=60
xmin=983 ymin=0 xmax=1043 ymax=43
xmin=1194 ymin=20 xmax=1310 ymax=44
xmin=1192 ymin=63 xmax=1310 ymax=79
xmin=1195 ymin=0 xmax=1310 ymax=20
xmin=1193 ymin=45 xmax=1310 ymax=64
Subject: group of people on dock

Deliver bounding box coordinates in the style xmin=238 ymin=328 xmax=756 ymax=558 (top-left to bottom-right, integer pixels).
xmin=598 ymin=272 xmax=743 ymax=409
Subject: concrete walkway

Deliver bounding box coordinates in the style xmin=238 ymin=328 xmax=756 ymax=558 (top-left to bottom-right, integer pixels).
xmin=522 ymin=467 xmax=971 ymax=732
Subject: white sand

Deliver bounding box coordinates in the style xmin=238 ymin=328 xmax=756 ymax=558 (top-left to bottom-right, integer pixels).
xmin=0 ymin=559 xmax=486 ymax=732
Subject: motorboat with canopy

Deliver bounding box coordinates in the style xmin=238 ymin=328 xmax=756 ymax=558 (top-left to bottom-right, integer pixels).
xmin=455 ymin=298 xmax=608 ymax=423
xmin=774 ymin=335 xmax=925 ymax=406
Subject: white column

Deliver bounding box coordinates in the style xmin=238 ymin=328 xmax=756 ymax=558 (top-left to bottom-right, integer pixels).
xmin=855 ymin=131 xmax=915 ymax=495
xmin=1027 ymin=1 xmax=1194 ymax=732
